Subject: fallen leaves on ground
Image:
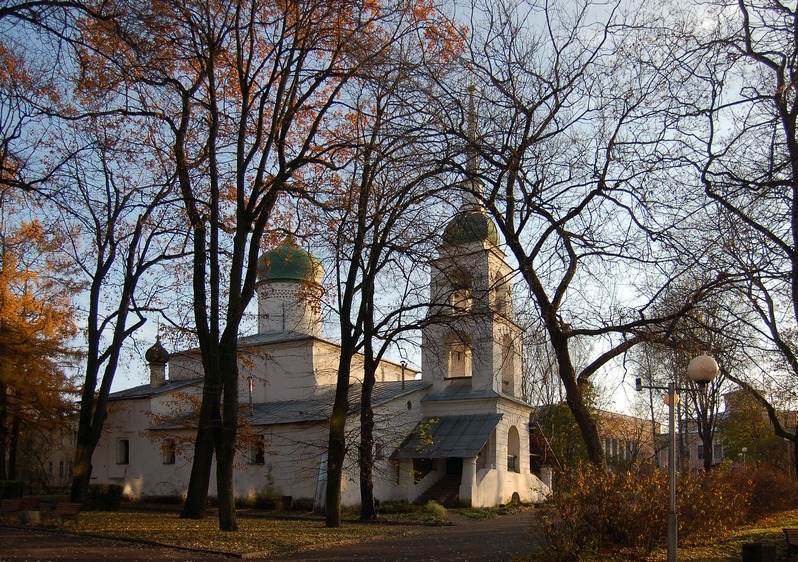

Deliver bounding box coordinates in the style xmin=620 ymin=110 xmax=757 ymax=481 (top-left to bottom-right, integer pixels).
xmin=70 ymin=511 xmax=419 ymax=555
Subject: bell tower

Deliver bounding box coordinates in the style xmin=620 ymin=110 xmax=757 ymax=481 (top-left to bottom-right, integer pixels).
xmin=421 ymin=87 xmax=523 ymax=397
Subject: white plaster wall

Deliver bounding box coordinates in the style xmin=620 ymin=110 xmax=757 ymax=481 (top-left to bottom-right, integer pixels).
xmin=93 ymin=384 xmax=429 ymax=507
xmin=473 ymin=467 xmax=549 ymax=506
xmin=168 ymin=352 xmax=204 ymax=381
xmin=253 ymin=340 xmax=318 ymax=401
xmin=257 ymin=281 xmax=322 ymax=337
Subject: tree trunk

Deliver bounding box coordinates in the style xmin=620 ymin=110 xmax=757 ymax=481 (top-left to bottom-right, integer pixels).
xmin=326 ymin=350 xmax=353 ymax=528
xmin=550 ymin=330 xmax=606 ymax=468
xmin=215 ymin=349 xmax=239 ymax=531
xmin=8 ymin=415 xmax=20 ymax=480
xmin=793 ymin=433 xmax=798 ymax=480
xmin=359 ymin=356 xmax=377 ymax=520
xmin=702 ymin=428 xmax=713 ymax=472
xmin=181 ymin=374 xmax=220 ymax=519
xmin=71 ymin=440 xmax=93 ymax=502
xmin=0 ymin=381 xmax=7 ymax=480
xmin=519 ymin=262 xmax=606 ymax=469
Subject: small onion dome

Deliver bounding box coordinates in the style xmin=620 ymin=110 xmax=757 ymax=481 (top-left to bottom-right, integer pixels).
xmin=145 ymin=338 xmax=170 ymax=365
xmin=257 ymin=239 xmax=323 ymax=284
xmin=442 ymin=209 xmax=500 ymax=247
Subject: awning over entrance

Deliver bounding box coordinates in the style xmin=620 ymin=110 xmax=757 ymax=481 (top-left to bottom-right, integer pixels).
xmin=392 ymin=414 xmax=502 ymax=459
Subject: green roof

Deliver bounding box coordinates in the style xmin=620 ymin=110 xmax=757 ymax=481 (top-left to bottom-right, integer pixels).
xmin=257 ymin=240 xmax=322 ymax=283
xmin=442 ymin=209 xmax=500 ymax=246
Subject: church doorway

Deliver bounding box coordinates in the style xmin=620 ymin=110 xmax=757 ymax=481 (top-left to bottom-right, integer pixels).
xmin=446 ymin=457 xmax=463 ymax=476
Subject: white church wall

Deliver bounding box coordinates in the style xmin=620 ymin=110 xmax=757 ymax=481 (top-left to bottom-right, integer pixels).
xmin=368 ymin=389 xmax=428 ymax=502
xmin=250 ymin=340 xmax=317 ymax=401
xmin=241 ymin=423 xmax=329 ymax=503
xmin=168 ymin=352 xmax=204 ymax=381
xmin=473 ymin=467 xmax=548 ymax=507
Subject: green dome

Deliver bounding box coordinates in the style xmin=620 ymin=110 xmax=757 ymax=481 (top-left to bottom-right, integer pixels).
xmin=257 ymin=240 xmax=322 ymax=283
xmin=442 ymin=209 xmax=500 ymax=246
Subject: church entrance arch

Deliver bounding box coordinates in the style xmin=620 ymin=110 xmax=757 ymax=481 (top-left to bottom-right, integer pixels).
xmin=507 ymin=426 xmax=521 ymax=473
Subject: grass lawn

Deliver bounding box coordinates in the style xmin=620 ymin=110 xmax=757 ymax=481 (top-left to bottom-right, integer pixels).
xmin=53 ymin=508 xmax=425 ymax=556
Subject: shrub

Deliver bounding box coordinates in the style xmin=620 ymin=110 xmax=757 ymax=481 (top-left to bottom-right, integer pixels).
xmin=739 ymin=463 xmax=798 ymax=518
xmin=420 ymin=500 xmax=448 ymax=522
xmin=249 ymin=494 xmax=280 ymax=510
xmin=536 ymin=464 xmax=667 ymax=561
xmin=677 ymin=467 xmax=748 ymax=545
xmin=0 ymin=480 xmax=26 ymax=498
xmin=459 ymin=508 xmax=497 ymax=520
xmin=87 ymin=483 xmax=124 ymax=511
xmin=535 ymin=461 xmax=798 ymax=561
xmin=377 ymin=500 xmax=417 ymax=515
xmin=289 ymin=497 xmax=314 ymax=512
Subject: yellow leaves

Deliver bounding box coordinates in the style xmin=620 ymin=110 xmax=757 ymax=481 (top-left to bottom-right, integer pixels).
xmin=0 ymin=210 xmax=78 ymax=411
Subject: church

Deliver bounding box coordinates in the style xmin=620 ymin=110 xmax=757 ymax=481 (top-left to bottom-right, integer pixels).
xmin=91 ymin=185 xmax=553 ymax=509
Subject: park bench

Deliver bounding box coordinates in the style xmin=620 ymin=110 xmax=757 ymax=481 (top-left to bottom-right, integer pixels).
xmin=20 ymin=498 xmax=39 ymax=510
xmin=0 ymin=498 xmax=23 ymax=515
xmin=43 ymin=501 xmax=82 ymax=528
xmin=783 ymin=528 xmax=798 ymax=554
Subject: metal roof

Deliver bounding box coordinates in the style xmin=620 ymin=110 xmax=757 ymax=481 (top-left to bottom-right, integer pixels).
xmin=149 ymin=379 xmax=429 ymax=430
xmin=392 ymin=414 xmax=502 ymax=459
xmin=108 ymin=378 xmax=203 ymax=401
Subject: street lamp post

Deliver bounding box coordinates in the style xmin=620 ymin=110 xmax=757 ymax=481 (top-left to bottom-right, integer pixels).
xmin=636 ymin=354 xmax=720 ymax=562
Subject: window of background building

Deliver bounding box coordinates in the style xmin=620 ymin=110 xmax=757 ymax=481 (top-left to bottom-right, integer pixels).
xmin=251 ymin=436 xmax=265 ymax=465
xmin=117 ymin=439 xmax=130 ymax=464
xmin=163 ymin=439 xmax=176 ymax=464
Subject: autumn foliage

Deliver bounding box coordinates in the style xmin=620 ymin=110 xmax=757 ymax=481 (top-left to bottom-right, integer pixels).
xmin=536 ymin=463 xmax=756 ymax=561
xmin=0 ymin=198 xmax=78 ymax=479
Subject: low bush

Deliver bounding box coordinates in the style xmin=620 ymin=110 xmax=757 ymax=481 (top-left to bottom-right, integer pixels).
xmin=87 ymin=483 xmax=124 ymax=511
xmin=677 ymin=466 xmax=748 ymax=544
xmin=0 ymin=480 xmax=26 ymax=498
xmin=289 ymin=497 xmax=314 ymax=512
xmin=420 ymin=500 xmax=448 ymax=522
xmin=737 ymin=463 xmax=798 ymax=518
xmin=537 ymin=464 xmax=666 ymax=561
xmin=376 ymin=500 xmax=417 ymax=515
xmin=459 ymin=508 xmax=497 ymax=520
xmin=536 ymin=463 xmax=753 ymax=561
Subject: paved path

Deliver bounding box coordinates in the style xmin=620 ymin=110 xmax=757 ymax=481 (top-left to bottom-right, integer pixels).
xmin=269 ymin=511 xmax=537 ymax=561
xmin=0 ymin=511 xmax=537 ymax=562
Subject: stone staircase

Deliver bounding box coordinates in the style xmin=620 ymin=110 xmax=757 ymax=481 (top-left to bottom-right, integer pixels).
xmin=414 ymin=474 xmax=461 ymax=507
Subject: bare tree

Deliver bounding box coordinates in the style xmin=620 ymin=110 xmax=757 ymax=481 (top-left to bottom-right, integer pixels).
xmin=41 ymin=116 xmax=183 ymax=503
xmin=669 ymin=0 xmax=798 ymax=475
xmin=316 ymin=13 xmax=462 ymax=525
xmin=75 ymin=0 xmax=462 ymax=529
xmin=441 ymin=0 xmax=723 ymax=467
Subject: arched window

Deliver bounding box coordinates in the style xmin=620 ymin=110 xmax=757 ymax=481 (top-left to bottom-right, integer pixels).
xmin=501 ymin=334 xmax=515 ymax=396
xmin=507 ymin=426 xmax=520 ymax=473
xmin=494 ymin=280 xmax=511 ymax=316
xmin=446 ymin=333 xmax=472 ymax=378
xmin=450 ymin=270 xmax=473 ymax=312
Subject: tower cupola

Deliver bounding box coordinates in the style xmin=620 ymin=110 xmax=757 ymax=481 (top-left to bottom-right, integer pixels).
xmin=256 ymin=238 xmax=324 ymax=336
xmin=145 ymin=337 xmax=170 ymax=387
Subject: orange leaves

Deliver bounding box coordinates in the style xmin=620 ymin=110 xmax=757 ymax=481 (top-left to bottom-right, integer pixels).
xmin=0 ymin=203 xmax=79 ymax=431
